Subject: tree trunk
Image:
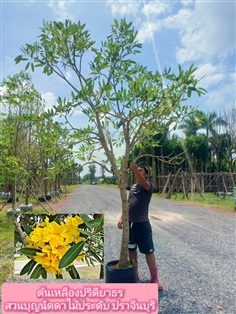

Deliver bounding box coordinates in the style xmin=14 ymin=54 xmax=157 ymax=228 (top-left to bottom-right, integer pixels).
xmin=182 ymin=172 xmax=187 ymax=200
xmin=11 ymin=183 xmax=17 ymax=211
xmin=25 ymin=178 xmax=30 ymax=205
xmin=118 ymin=174 xmax=129 ymax=268
xmin=152 ymin=152 xmax=158 ymax=191
xmin=166 ymin=168 xmax=181 ymax=199
xmin=191 ymin=176 xmax=196 ymax=201
xmin=162 ymin=173 xmax=171 ymax=196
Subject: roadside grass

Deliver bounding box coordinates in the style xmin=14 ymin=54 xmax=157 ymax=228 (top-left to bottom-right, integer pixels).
xmin=0 ymin=212 xmax=14 ymax=286
xmin=154 ymin=192 xmax=235 ymax=211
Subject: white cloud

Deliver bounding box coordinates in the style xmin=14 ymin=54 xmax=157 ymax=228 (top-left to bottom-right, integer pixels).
xmin=41 ymin=91 xmax=57 ymax=111
xmin=47 ymin=1 xmax=73 ymax=21
xmin=65 ymin=71 xmax=72 ymax=81
xmin=203 ymin=79 xmax=235 ymax=111
xmin=180 ymin=0 xmax=194 ymax=7
xmin=136 ymin=21 xmax=159 ymax=43
xmin=106 ymin=0 xmax=140 ymax=16
xmin=174 ymin=2 xmax=235 ymax=63
xmin=136 ymin=2 xmax=171 ymax=43
xmin=195 ymin=63 xmax=226 ymax=89
xmin=142 ymin=1 xmax=170 ymax=17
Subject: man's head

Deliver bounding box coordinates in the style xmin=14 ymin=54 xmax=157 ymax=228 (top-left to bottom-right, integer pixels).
xmin=138 ymin=165 xmax=149 ymax=178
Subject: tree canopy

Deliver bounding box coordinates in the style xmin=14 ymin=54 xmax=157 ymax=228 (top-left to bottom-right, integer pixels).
xmin=16 ymin=18 xmax=207 ymax=267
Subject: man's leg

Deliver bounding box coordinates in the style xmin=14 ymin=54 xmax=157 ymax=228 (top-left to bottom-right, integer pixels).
xmin=146 ymin=253 xmax=163 ymax=290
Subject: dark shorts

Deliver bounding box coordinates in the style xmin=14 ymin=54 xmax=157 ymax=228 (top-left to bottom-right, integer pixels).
xmin=128 ymin=221 xmax=155 ymax=255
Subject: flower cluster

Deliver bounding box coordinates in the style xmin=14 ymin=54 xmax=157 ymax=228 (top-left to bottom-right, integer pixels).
xmin=26 ymin=216 xmax=85 ymax=275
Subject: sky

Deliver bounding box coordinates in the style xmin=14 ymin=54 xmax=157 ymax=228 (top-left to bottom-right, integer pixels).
xmin=1 ymin=0 xmax=235 ymax=175
xmin=1 ymin=0 xmax=235 ymax=112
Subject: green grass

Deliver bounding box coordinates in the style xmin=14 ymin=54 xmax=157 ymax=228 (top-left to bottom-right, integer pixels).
xmin=154 ymin=192 xmax=235 ymax=211
xmin=0 ymin=211 xmax=14 ymax=285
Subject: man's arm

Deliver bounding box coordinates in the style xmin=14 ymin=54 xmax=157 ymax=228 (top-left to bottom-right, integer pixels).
xmin=130 ymin=162 xmax=150 ymax=191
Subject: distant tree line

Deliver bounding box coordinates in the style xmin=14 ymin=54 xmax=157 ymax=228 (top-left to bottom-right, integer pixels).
xmin=131 ymin=105 xmax=235 ymax=173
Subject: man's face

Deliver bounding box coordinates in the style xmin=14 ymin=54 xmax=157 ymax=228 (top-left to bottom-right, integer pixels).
xmin=138 ymin=167 xmax=148 ymax=178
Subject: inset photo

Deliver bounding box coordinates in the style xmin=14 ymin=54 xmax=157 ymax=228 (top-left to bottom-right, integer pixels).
xmin=14 ymin=214 xmax=104 ymax=280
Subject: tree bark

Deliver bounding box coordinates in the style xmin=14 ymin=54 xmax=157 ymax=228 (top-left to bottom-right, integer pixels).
xmin=118 ymin=174 xmax=129 ymax=268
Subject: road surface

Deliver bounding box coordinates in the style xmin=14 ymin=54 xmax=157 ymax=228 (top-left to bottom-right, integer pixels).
xmin=57 ymin=185 xmax=235 ymax=314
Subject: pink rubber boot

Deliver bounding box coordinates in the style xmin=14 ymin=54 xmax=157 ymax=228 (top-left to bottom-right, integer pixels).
xmin=149 ymin=266 xmax=163 ymax=291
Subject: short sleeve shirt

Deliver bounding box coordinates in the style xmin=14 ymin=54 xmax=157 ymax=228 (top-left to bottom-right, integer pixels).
xmin=128 ymin=182 xmax=154 ymax=222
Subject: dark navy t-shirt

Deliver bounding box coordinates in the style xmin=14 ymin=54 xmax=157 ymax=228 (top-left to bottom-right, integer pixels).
xmin=128 ymin=182 xmax=154 ymax=222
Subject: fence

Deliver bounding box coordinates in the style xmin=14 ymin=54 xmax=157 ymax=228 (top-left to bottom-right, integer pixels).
xmin=155 ymin=172 xmax=236 ymax=200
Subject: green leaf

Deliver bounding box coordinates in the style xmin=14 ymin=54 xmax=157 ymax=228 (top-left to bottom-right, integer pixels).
xmin=100 ymin=215 xmax=104 ymax=227
xmin=21 ymin=221 xmax=33 ymax=235
xmin=20 ymin=247 xmax=40 ymax=256
xmin=67 ymin=265 xmax=80 ymax=279
xmin=14 ymin=230 xmax=23 ymax=243
xmin=20 ymin=259 xmax=37 ymax=276
xmin=14 ymin=55 xmax=22 ymax=64
xmin=25 ymin=62 xmax=30 ymax=70
xmin=79 ymin=214 xmax=92 ymax=230
xmin=88 ymin=218 xmax=103 ymax=229
xmin=30 ymin=264 xmax=44 ymax=279
xmin=89 ymin=247 xmax=103 ymax=264
xmin=41 ymin=268 xmax=47 ymax=279
xmin=59 ymin=241 xmax=85 ymax=269
xmin=80 ymin=230 xmax=94 ymax=236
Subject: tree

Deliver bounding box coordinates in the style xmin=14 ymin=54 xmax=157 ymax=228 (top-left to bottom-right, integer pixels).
xmin=0 ymin=71 xmax=45 ymax=208
xmin=222 ymin=103 xmax=236 ymax=172
xmin=16 ymin=19 xmax=206 ymax=267
xmin=0 ymin=71 xmax=76 ymax=207
xmin=88 ymin=164 xmax=96 ymax=184
xmin=179 ymin=110 xmax=206 ymax=137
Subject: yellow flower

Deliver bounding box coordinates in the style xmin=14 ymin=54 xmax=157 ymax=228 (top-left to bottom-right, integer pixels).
xmin=76 ymin=254 xmax=84 ymax=262
xmin=26 ymin=227 xmax=45 ymax=249
xmin=37 ymin=216 xmax=50 ymax=228
xmin=25 ymin=215 xmax=85 ymax=276
xmin=51 ymin=244 xmax=68 ymax=259
xmin=65 ymin=215 xmax=84 ymax=243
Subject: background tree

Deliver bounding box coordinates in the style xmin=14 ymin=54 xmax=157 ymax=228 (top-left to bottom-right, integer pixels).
xmin=0 ymin=71 xmax=77 ymax=207
xmin=0 ymin=71 xmax=44 ymax=208
xmin=88 ymin=164 xmax=96 ymax=184
xmin=222 ymin=103 xmax=236 ymax=172
xmin=17 ymin=18 xmax=206 ymax=267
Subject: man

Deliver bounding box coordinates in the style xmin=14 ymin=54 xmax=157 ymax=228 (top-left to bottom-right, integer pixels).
xmin=118 ymin=162 xmax=163 ymax=290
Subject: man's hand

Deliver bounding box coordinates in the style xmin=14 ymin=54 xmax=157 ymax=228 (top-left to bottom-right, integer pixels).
xmin=129 ymin=161 xmax=150 ymax=191
xmin=117 ymin=216 xmax=123 ymax=229
xmin=130 ymin=162 xmax=137 ymax=172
